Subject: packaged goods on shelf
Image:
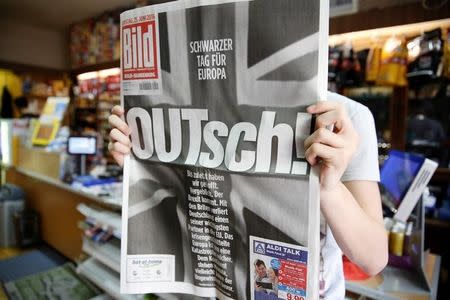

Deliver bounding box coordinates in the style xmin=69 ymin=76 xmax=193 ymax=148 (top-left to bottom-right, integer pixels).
xmin=407 ymin=28 xmax=444 ymax=84
xmin=328 ymin=43 xmax=364 ymax=92
xmin=73 ymin=68 xmax=120 ymax=161
xmin=376 ymin=36 xmax=408 ymax=86
xmin=76 ymin=203 xmax=121 ymax=239
xmin=70 ymin=16 xmax=120 ymax=68
xmin=366 ymin=46 xmax=382 ymax=82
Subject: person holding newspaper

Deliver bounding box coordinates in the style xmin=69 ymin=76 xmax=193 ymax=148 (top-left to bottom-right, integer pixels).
xmin=108 ymin=93 xmax=388 ymax=299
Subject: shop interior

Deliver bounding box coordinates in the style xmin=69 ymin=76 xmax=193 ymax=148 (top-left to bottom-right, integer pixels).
xmin=0 ymin=0 xmax=449 ymax=299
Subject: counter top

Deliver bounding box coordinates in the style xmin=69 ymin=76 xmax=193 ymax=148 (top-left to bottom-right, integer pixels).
xmin=1 ymin=163 xmax=122 ymax=210
xmin=346 ymin=253 xmax=440 ymax=300
xmin=3 ymin=165 xmax=122 ymax=260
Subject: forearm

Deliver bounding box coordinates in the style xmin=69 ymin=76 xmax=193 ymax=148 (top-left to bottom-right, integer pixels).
xmin=321 ymin=182 xmax=388 ymax=275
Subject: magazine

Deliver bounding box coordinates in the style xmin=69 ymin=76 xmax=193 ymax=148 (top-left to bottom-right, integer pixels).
xmin=120 ymin=1 xmax=329 ymax=299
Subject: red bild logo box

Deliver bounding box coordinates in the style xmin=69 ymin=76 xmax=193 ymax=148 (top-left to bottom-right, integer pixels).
xmin=122 ymin=16 xmax=159 ymax=81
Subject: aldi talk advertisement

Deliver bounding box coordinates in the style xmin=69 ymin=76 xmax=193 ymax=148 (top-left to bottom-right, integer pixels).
xmin=120 ymin=0 xmax=329 ymax=299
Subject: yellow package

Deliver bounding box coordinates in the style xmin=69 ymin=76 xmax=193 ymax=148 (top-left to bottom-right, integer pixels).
xmin=366 ymin=46 xmax=382 ymax=82
xmin=0 ymin=69 xmax=23 ymax=99
xmin=51 ymin=80 xmax=65 ymax=95
xmin=376 ymin=37 xmax=408 ymax=86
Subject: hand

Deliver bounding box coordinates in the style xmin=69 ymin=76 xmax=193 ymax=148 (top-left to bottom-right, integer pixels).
xmin=108 ymin=105 xmax=132 ymax=167
xmin=304 ymin=101 xmax=359 ymax=193
xmin=254 ymin=282 xmax=262 ymax=291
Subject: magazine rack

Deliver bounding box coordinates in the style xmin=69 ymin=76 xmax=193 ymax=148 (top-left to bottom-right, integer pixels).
xmin=346 ymin=197 xmax=440 ymax=300
xmin=384 ymin=197 xmax=432 ymax=293
xmin=402 ymin=197 xmax=431 ymax=291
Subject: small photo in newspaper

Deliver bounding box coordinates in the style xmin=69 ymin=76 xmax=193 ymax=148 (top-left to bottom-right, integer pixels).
xmin=250 ymin=236 xmax=308 ymax=300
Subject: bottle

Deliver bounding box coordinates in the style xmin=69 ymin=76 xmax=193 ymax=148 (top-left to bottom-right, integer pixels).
xmin=389 ymin=221 xmax=406 ymax=256
xmin=384 ymin=217 xmax=393 ymax=242
xmin=402 ymin=221 xmax=414 ymax=256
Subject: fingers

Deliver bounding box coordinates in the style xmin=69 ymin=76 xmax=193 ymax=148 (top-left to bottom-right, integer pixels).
xmin=109 ymin=128 xmax=131 ymax=147
xmin=307 ymin=101 xmax=348 ymax=131
xmin=110 ymin=150 xmax=124 ymax=167
xmin=307 ymin=101 xmax=340 ymax=114
xmin=108 ymin=141 xmax=131 ymax=155
xmin=305 ymin=142 xmax=336 ymax=166
xmin=304 ymin=127 xmax=344 ymax=150
xmin=108 ymin=114 xmax=131 ymax=136
xmin=108 ymin=137 xmax=130 ymax=168
xmin=315 ymin=109 xmax=346 ymax=131
xmin=109 ymin=106 xmax=130 ymax=168
xmin=111 ymin=105 xmax=125 ymax=117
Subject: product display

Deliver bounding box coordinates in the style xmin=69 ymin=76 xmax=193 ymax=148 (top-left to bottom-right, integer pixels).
xmin=407 ymin=28 xmax=443 ymax=84
xmin=327 ymin=43 xmax=363 ymax=92
xmin=120 ymin=0 xmax=328 ymax=299
xmin=376 ymin=36 xmax=408 ymax=86
xmin=74 ymin=68 xmax=120 ymax=163
xmin=365 ymin=45 xmax=382 ymax=83
xmin=31 ymin=97 xmax=69 ymax=146
xmin=380 ymin=150 xmax=438 ymax=223
xmin=70 ymin=15 xmax=120 ymax=68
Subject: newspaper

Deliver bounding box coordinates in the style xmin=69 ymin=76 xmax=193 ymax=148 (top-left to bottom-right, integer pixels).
xmin=120 ymin=1 xmax=329 ymax=299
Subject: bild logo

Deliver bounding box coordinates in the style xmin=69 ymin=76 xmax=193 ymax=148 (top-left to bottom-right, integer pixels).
xmin=122 ymin=15 xmax=159 ymax=80
xmin=254 ymin=241 xmax=266 ymax=254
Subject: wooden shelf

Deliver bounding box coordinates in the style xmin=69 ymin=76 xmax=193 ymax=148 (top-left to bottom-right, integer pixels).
xmin=344 ymin=86 xmax=393 ymax=98
xmin=330 ymin=1 xmax=450 ymax=35
xmin=71 ymin=60 xmax=120 ymax=75
xmin=75 ymin=106 xmax=97 ymax=110
xmin=432 ymin=168 xmax=450 ymax=183
xmin=330 ymin=19 xmax=450 ymax=51
xmin=0 ymin=59 xmax=66 ymax=77
xmin=426 ymin=217 xmax=450 ymax=229
xmin=26 ymin=93 xmax=56 ymax=100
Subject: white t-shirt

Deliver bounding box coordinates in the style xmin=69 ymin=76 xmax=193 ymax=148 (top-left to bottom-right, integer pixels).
xmin=320 ymin=92 xmax=381 ymax=299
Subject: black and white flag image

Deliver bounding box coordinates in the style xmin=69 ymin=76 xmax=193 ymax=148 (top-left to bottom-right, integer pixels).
xmin=120 ymin=1 xmax=329 ymax=299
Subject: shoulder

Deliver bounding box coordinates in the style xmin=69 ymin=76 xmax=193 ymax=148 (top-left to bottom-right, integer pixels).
xmin=326 ymin=91 xmax=371 ymax=117
xmin=330 ymin=92 xmax=380 ymax=181
xmin=326 ymin=91 xmax=374 ymax=124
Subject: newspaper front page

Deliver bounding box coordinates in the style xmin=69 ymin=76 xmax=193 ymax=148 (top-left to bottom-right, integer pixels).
xmin=120 ymin=1 xmax=329 ymax=299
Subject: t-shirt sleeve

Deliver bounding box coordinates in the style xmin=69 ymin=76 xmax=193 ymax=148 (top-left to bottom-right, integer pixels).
xmin=341 ymin=105 xmax=380 ymax=182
